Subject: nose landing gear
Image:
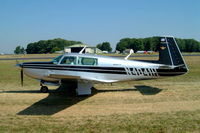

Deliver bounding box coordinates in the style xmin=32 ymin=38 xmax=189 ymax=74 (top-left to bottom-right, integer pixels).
xmin=40 ymin=86 xmax=49 ymax=93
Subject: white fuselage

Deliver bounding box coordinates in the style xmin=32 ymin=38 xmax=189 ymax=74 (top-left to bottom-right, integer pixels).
xmin=22 ymin=53 xmax=166 ymax=83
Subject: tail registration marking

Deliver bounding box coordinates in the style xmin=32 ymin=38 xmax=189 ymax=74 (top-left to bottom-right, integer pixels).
xmin=125 ymin=67 xmax=158 ymax=77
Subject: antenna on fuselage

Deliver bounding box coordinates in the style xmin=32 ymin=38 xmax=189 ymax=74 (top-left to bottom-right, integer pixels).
xmin=124 ymin=49 xmax=134 ymax=60
xmin=79 ymin=46 xmax=86 ymax=54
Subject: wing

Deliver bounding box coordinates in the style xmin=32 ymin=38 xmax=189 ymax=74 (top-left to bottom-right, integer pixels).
xmin=49 ymin=74 xmax=117 ymax=83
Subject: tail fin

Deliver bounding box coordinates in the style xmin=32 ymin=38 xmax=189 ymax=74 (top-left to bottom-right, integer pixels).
xmin=158 ymin=36 xmax=188 ymax=69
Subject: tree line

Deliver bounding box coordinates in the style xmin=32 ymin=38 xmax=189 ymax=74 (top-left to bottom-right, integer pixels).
xmin=116 ymin=37 xmax=200 ymax=53
xmin=15 ymin=38 xmax=82 ymax=54
xmin=14 ymin=46 xmax=25 ymax=54
xmin=14 ymin=37 xmax=200 ymax=54
xmin=96 ymin=42 xmax=112 ymax=52
xmin=14 ymin=38 xmax=112 ymax=54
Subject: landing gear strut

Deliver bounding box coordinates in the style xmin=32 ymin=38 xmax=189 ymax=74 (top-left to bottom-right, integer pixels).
xmin=40 ymin=86 xmax=49 ymax=93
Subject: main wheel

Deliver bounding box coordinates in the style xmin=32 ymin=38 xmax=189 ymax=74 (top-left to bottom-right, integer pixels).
xmin=40 ymin=86 xmax=49 ymax=93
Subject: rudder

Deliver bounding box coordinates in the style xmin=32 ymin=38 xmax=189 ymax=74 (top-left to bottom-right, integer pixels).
xmin=158 ymin=36 xmax=188 ymax=69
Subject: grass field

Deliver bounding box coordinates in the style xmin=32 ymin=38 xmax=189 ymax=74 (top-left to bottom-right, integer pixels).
xmin=0 ymin=55 xmax=200 ymax=133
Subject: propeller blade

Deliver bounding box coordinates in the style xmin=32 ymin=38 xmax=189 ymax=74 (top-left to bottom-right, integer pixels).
xmin=16 ymin=59 xmax=19 ymax=65
xmin=21 ymin=69 xmax=23 ymax=86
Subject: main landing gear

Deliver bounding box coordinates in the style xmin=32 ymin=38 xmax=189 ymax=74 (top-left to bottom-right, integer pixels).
xmin=39 ymin=80 xmax=93 ymax=95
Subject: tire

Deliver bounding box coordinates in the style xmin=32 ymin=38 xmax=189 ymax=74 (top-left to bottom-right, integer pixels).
xmin=40 ymin=86 xmax=49 ymax=93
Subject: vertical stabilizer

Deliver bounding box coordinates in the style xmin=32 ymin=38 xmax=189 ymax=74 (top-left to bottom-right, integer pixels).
xmin=158 ymin=37 xmax=188 ymax=69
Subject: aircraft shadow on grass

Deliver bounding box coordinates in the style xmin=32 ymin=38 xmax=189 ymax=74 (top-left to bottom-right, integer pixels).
xmin=97 ymin=85 xmax=162 ymax=95
xmin=3 ymin=85 xmax=162 ymax=115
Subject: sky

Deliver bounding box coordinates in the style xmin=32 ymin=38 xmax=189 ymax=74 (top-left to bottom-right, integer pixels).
xmin=0 ymin=0 xmax=200 ymax=54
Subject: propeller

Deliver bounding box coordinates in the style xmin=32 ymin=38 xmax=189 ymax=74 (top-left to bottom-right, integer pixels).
xmin=21 ymin=68 xmax=23 ymax=86
xmin=15 ymin=60 xmax=24 ymax=86
xmin=16 ymin=59 xmax=19 ymax=65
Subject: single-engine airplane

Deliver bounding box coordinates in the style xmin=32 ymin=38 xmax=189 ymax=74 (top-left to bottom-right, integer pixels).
xmin=17 ymin=36 xmax=188 ymax=95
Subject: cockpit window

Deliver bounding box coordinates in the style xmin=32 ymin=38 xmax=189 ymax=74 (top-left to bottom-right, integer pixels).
xmin=78 ymin=57 xmax=98 ymax=66
xmin=60 ymin=56 xmax=77 ymax=65
xmin=52 ymin=55 xmax=63 ymax=64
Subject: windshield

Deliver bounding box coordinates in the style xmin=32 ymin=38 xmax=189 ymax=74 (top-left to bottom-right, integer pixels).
xmin=52 ymin=55 xmax=63 ymax=64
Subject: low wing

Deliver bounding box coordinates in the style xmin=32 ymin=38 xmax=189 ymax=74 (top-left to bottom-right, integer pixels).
xmin=49 ymin=74 xmax=117 ymax=83
xmin=83 ymin=78 xmax=118 ymax=83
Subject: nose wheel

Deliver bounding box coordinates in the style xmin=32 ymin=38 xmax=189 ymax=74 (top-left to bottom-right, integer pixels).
xmin=40 ymin=86 xmax=49 ymax=93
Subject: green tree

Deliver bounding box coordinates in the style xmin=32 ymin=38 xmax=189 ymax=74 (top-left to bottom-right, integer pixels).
xmin=96 ymin=42 xmax=112 ymax=52
xmin=116 ymin=38 xmax=145 ymax=53
xmin=128 ymin=39 xmax=144 ymax=52
xmin=26 ymin=38 xmax=82 ymax=54
xmin=116 ymin=38 xmax=130 ymax=53
xmin=96 ymin=44 xmax=102 ymax=50
xmin=14 ymin=46 xmax=25 ymax=54
xmin=143 ymin=38 xmax=151 ymax=51
xmin=149 ymin=37 xmax=160 ymax=51
xmin=51 ymin=47 xmax=61 ymax=53
xmin=176 ymin=38 xmax=186 ymax=52
xmin=184 ymin=39 xmax=200 ymax=52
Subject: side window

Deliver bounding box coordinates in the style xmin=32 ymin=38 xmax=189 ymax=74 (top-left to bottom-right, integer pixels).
xmin=60 ymin=56 xmax=76 ymax=65
xmin=78 ymin=57 xmax=98 ymax=65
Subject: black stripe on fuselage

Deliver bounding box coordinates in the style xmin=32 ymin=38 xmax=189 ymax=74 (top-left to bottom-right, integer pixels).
xmin=23 ymin=66 xmax=126 ymax=74
xmin=23 ymin=62 xmax=54 ymax=64
xmin=22 ymin=63 xmax=126 ymax=74
xmin=22 ymin=63 xmax=187 ymax=76
xmin=157 ymin=67 xmax=187 ymax=76
xmin=22 ymin=64 xmax=125 ymax=71
xmin=157 ymin=72 xmax=186 ymax=76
